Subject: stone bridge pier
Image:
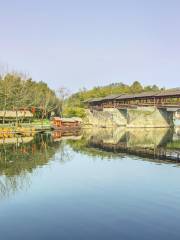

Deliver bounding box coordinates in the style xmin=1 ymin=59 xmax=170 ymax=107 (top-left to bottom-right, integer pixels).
xmin=85 ymin=107 xmax=174 ymax=128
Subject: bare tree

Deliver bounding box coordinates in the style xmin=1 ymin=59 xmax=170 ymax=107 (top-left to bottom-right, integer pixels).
xmin=56 ymin=87 xmax=70 ymax=117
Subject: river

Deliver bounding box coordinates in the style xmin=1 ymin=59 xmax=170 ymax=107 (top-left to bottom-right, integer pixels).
xmin=0 ymin=127 xmax=180 ymax=240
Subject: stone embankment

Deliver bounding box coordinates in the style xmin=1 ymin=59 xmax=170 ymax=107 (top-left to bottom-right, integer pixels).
xmin=84 ymin=107 xmax=174 ymax=128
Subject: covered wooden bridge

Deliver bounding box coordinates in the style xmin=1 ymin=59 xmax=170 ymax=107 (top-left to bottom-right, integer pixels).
xmin=86 ymin=88 xmax=180 ymax=111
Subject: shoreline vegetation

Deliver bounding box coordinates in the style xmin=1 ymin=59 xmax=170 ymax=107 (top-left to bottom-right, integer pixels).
xmin=0 ymin=71 xmax=179 ymax=132
xmin=0 ymin=72 xmax=61 ymax=123
xmin=0 ymin=72 xmax=163 ymax=119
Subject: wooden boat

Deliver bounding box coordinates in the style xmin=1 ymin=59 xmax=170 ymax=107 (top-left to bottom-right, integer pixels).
xmin=51 ymin=117 xmax=82 ymax=131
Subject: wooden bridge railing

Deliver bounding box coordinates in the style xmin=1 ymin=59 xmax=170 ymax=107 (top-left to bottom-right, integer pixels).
xmin=88 ymin=96 xmax=180 ymax=110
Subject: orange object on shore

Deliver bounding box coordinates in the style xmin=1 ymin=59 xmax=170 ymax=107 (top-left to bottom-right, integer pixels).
xmin=51 ymin=117 xmax=82 ymax=130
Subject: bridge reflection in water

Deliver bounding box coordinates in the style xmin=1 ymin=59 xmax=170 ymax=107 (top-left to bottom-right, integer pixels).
xmin=0 ymin=128 xmax=179 ymax=200
xmin=71 ymin=127 xmax=180 ymax=162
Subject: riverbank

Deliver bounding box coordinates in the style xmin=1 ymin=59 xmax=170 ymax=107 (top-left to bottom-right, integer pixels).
xmin=0 ymin=120 xmax=51 ymax=137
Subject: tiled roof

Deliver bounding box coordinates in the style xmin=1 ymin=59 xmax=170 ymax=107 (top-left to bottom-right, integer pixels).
xmin=156 ymin=88 xmax=180 ymax=97
xmin=88 ymin=88 xmax=180 ymax=103
xmin=101 ymin=94 xmax=123 ymax=100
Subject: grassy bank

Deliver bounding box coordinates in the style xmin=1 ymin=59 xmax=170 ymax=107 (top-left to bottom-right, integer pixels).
xmin=0 ymin=119 xmax=51 ymax=131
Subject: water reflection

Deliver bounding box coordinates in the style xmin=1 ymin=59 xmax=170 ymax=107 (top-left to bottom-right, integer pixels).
xmin=68 ymin=127 xmax=180 ymax=163
xmin=0 ymin=133 xmax=66 ymax=199
xmin=0 ymin=127 xmax=180 ymax=199
xmin=0 ymin=129 xmax=180 ymax=239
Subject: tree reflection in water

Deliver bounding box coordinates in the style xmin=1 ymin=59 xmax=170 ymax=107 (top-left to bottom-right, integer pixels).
xmin=0 ymin=133 xmax=69 ymax=199
xmin=1 ymin=127 xmax=179 ymax=199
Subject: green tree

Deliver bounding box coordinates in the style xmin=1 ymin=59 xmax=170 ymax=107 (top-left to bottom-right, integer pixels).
xmin=130 ymin=81 xmax=143 ymax=93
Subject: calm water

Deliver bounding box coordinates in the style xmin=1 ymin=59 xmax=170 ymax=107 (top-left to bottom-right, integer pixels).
xmin=0 ymin=128 xmax=180 ymax=240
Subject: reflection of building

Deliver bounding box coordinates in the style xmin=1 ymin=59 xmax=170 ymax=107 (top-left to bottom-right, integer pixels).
xmin=80 ymin=128 xmax=180 ymax=162
xmin=83 ymin=127 xmax=171 ymax=148
xmin=52 ymin=130 xmax=82 ymax=142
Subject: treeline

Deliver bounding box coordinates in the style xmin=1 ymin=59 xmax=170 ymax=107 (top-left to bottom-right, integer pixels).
xmin=64 ymin=81 xmax=163 ymax=117
xmin=0 ymin=73 xmax=61 ymax=118
xmin=0 ymin=73 xmax=165 ymax=119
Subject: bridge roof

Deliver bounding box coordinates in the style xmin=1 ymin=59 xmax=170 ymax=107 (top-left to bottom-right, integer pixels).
xmin=133 ymin=91 xmax=159 ymax=98
xmin=116 ymin=92 xmax=159 ymax=100
xmin=101 ymin=93 xmax=123 ymax=100
xmin=116 ymin=94 xmax=135 ymax=100
xmin=87 ymin=97 xmax=105 ymax=103
xmin=85 ymin=94 xmax=124 ymax=103
xmin=87 ymin=88 xmax=180 ymax=103
xmin=156 ymin=88 xmax=180 ymax=97
xmin=100 ymin=91 xmax=161 ymax=101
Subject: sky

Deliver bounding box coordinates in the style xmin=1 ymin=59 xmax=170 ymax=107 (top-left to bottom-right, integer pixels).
xmin=0 ymin=0 xmax=180 ymax=92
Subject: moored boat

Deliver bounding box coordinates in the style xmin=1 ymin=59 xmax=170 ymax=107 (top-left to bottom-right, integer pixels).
xmin=51 ymin=117 xmax=82 ymax=130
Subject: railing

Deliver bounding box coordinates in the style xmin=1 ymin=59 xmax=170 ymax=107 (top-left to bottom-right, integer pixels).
xmin=89 ymin=99 xmax=180 ymax=110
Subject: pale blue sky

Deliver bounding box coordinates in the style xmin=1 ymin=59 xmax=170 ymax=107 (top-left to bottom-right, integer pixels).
xmin=0 ymin=0 xmax=179 ymax=92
